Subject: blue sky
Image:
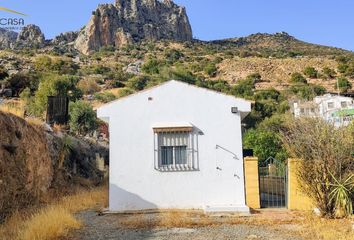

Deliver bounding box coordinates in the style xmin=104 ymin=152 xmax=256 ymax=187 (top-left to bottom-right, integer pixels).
xmin=1 ymin=0 xmax=353 ymax=51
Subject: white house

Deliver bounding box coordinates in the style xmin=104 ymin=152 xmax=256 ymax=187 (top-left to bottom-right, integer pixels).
xmin=292 ymin=94 xmax=354 ymax=127
xmin=97 ymin=80 xmax=252 ymax=213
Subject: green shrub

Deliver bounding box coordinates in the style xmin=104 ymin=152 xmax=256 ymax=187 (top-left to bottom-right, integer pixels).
xmin=69 ymin=101 xmax=97 ymax=135
xmin=343 ymin=63 xmax=354 ymax=78
xmin=142 ymin=58 xmax=160 ymax=74
xmin=243 ymin=128 xmax=286 ymax=162
xmin=34 ymin=56 xmax=79 ymax=75
xmin=246 ymin=73 xmax=262 ymax=83
xmin=5 ymin=72 xmax=39 ymax=96
xmin=92 ymin=65 xmax=111 ymax=75
xmin=254 ymin=88 xmax=281 ymax=101
xmin=164 ymin=49 xmax=184 ymax=63
xmin=94 ymin=92 xmax=117 ymax=103
xmin=118 ymin=88 xmax=134 ymax=98
xmin=126 ymin=75 xmax=150 ymax=91
xmin=288 ymin=84 xmax=325 ymax=100
xmin=204 ymin=63 xmax=217 ymax=77
xmin=335 ymin=77 xmax=352 ymax=93
xmin=77 ymin=78 xmax=101 ymax=95
xmin=290 ymin=72 xmax=307 ymax=84
xmin=313 ymin=84 xmax=326 ymax=96
xmin=244 ymin=113 xmax=289 ymax=162
xmin=303 ymin=67 xmax=318 ymax=78
xmin=231 ymin=78 xmax=255 ymax=98
xmin=337 ymin=63 xmax=348 ymax=74
xmin=28 ymin=74 xmax=81 ymax=117
xmin=322 ymin=67 xmax=336 ymax=79
xmin=0 ymin=66 xmax=8 ymax=81
xmin=197 ymin=80 xmax=230 ymax=93
xmin=159 ymin=67 xmax=197 ymax=85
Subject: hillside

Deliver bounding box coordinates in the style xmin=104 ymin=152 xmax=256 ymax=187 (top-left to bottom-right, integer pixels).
xmin=2 ymin=31 xmax=353 ymax=92
xmin=0 ymin=1 xmax=353 ymax=132
xmin=0 ymin=110 xmax=108 ymax=221
xmin=212 ymin=32 xmax=351 ymax=57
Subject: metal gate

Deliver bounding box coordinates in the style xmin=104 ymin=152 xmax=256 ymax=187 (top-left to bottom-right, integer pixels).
xmin=259 ymin=157 xmax=287 ymax=208
xmin=46 ymin=96 xmax=69 ymax=125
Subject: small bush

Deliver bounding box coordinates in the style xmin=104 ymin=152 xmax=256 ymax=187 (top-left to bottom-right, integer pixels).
xmin=94 ymin=92 xmax=117 ymax=103
xmin=322 ymin=67 xmax=336 ymax=79
xmin=281 ymin=117 xmax=354 ymax=217
xmin=335 ymin=77 xmax=352 ymax=93
xmin=34 ymin=56 xmax=79 ymax=75
xmin=246 ymin=73 xmax=262 ymax=83
xmin=28 ymin=74 xmax=81 ymax=117
xmin=288 ymin=84 xmax=325 ymax=100
xmin=77 ymin=78 xmax=101 ymax=95
xmin=118 ymin=88 xmax=134 ymax=98
xmin=159 ymin=67 xmax=197 ymax=85
xmin=0 ymin=66 xmax=8 ymax=81
xmin=303 ymin=67 xmax=318 ymax=78
xmin=5 ymin=72 xmax=39 ymax=96
xmin=254 ymin=88 xmax=281 ymax=101
xmin=204 ymin=63 xmax=217 ymax=77
xmin=290 ymin=72 xmax=307 ymax=84
xmin=69 ymin=101 xmax=97 ymax=135
xmin=126 ymin=75 xmax=149 ymax=91
xmin=231 ymin=78 xmax=255 ymax=98
xmin=142 ymin=58 xmax=160 ymax=74
xmin=164 ymin=49 xmax=184 ymax=63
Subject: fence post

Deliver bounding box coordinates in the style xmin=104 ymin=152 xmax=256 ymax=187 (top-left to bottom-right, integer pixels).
xmin=287 ymin=158 xmax=313 ymax=210
xmin=244 ymin=157 xmax=260 ymax=209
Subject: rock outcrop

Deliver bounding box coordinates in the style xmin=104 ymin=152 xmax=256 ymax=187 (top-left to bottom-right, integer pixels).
xmin=15 ymin=24 xmax=45 ymax=48
xmin=52 ymin=31 xmax=79 ymax=46
xmin=0 ymin=24 xmax=45 ymax=50
xmin=0 ymin=28 xmax=18 ymax=49
xmin=75 ymin=0 xmax=193 ymax=54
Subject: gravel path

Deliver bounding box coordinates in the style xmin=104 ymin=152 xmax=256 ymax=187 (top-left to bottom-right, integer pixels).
xmin=65 ymin=210 xmax=304 ymax=240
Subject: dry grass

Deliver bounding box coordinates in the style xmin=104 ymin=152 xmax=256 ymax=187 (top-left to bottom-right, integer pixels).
xmin=300 ymin=214 xmax=354 ymax=240
xmin=118 ymin=210 xmax=301 ymax=229
xmin=119 ymin=210 xmax=215 ymax=229
xmin=119 ymin=210 xmax=353 ymax=240
xmin=216 ymin=56 xmax=354 ymax=92
xmin=0 ymin=186 xmax=108 ymax=240
xmin=26 ymin=117 xmax=45 ymax=127
xmin=19 ymin=206 xmax=81 ymax=240
xmin=0 ymin=101 xmax=25 ymax=118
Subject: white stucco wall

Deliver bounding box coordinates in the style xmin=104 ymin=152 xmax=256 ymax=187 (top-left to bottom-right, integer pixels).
xmin=97 ymin=80 xmax=251 ymax=213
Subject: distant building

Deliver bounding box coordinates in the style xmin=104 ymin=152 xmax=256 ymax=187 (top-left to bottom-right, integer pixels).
xmin=292 ymin=94 xmax=354 ymax=127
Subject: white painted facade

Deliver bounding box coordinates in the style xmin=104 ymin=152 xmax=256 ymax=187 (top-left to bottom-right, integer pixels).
xmin=97 ymin=80 xmax=252 ymax=213
xmin=293 ymin=94 xmax=354 ymax=127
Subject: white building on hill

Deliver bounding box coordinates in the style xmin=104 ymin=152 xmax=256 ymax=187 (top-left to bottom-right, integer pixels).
xmin=292 ymin=94 xmax=354 ymax=127
xmin=97 ymin=80 xmax=252 ymax=213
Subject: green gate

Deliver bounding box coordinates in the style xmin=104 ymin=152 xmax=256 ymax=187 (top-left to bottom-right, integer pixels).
xmin=259 ymin=157 xmax=287 ymax=208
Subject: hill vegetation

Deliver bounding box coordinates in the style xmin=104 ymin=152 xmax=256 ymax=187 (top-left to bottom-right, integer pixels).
xmin=0 ymin=32 xmax=353 ymax=163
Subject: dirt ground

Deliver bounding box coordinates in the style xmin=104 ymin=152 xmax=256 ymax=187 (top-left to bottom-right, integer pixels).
xmin=64 ymin=209 xmax=305 ymax=240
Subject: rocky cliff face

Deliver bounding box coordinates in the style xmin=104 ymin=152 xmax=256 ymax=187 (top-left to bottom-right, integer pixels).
xmin=15 ymin=24 xmax=45 ymax=49
xmin=0 ymin=24 xmax=45 ymax=50
xmin=0 ymin=28 xmax=18 ymax=49
xmin=75 ymin=0 xmax=193 ymax=54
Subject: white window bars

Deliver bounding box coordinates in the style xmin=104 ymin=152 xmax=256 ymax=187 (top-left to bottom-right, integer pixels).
xmin=153 ymin=129 xmax=199 ymax=172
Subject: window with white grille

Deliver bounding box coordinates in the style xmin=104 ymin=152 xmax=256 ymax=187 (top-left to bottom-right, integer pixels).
xmin=153 ymin=129 xmax=199 ymax=171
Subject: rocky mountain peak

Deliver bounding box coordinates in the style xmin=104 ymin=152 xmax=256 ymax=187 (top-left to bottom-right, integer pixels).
xmin=75 ymin=0 xmax=193 ymax=54
xmin=16 ymin=24 xmax=45 ymax=48
xmin=0 ymin=24 xmax=45 ymax=50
